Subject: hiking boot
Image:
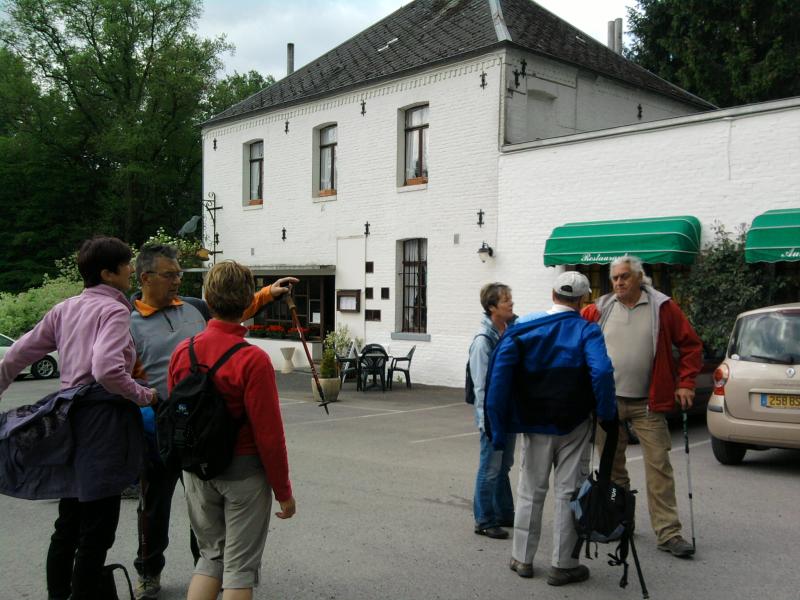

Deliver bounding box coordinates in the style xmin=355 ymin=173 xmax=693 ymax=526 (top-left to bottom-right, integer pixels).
xmin=474 ymin=526 xmax=509 ymax=539
xmin=134 ymin=573 xmax=161 ymax=600
xmin=658 ymin=535 xmax=695 ymax=558
xmin=546 ymin=564 xmax=590 ymax=586
xmin=509 ymin=558 xmax=533 ymax=578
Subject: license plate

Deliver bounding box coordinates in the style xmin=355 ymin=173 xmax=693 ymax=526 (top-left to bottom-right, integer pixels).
xmin=761 ymin=394 xmax=800 ymax=409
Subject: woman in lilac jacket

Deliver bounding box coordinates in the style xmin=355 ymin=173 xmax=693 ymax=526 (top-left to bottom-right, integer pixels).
xmin=0 ymin=236 xmax=156 ymax=600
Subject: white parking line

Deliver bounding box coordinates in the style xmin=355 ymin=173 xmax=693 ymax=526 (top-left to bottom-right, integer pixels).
xmin=410 ymin=431 xmax=479 ymax=444
xmin=286 ymin=402 xmax=463 ymax=426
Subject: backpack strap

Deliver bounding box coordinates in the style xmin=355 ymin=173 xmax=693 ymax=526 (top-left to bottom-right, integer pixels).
xmin=208 ymin=342 xmax=250 ymax=377
xmin=598 ymin=417 xmax=619 ymax=484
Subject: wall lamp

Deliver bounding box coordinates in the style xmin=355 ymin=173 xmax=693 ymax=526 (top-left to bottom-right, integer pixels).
xmin=477 ymin=242 xmax=494 ymax=263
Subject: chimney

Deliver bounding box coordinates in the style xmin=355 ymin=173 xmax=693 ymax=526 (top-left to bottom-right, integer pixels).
xmin=607 ymin=20 xmax=615 ymax=50
xmin=287 ymin=42 xmax=295 ymax=76
xmin=614 ymin=18 xmax=623 ymax=54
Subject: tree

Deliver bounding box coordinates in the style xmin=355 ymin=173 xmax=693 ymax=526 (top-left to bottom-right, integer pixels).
xmin=626 ymin=0 xmax=800 ymax=107
xmin=202 ymin=70 xmax=274 ymax=122
xmin=0 ymin=1 xmax=274 ymax=293
xmin=0 ymin=0 xmax=228 ymax=243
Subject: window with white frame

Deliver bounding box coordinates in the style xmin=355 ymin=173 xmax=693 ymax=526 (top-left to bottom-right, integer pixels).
xmin=319 ymin=125 xmax=337 ymax=195
xmin=248 ymin=141 xmax=263 ymax=202
xmin=401 ymin=238 xmax=427 ymax=332
xmin=404 ymin=105 xmax=429 ymax=185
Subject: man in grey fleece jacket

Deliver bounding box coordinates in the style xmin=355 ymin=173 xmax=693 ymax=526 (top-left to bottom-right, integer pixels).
xmin=129 ymin=244 xmax=296 ymax=600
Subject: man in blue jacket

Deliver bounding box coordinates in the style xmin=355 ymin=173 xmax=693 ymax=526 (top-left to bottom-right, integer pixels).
xmin=485 ymin=271 xmax=617 ymax=587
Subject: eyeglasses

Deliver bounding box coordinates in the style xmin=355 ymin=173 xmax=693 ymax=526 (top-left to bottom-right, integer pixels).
xmin=146 ymin=270 xmax=184 ymax=280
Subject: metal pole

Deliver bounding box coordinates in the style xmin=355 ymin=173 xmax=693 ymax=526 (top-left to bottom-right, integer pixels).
xmin=285 ymin=294 xmax=330 ymax=414
xmin=682 ymin=411 xmax=697 ymax=551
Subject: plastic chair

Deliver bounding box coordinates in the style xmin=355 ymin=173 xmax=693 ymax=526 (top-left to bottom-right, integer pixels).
xmin=388 ymin=345 xmax=416 ymax=389
xmin=359 ymin=345 xmax=388 ymax=392
xmin=337 ymin=342 xmax=359 ymax=387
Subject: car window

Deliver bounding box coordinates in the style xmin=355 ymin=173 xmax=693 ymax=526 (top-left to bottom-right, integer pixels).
xmin=0 ymin=335 xmax=12 ymax=347
xmin=729 ymin=310 xmax=800 ymax=364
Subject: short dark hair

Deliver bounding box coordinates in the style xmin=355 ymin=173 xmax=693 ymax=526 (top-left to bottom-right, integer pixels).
xmin=77 ymin=236 xmax=133 ymax=288
xmin=480 ymin=282 xmax=511 ymax=316
xmin=135 ymin=244 xmax=179 ymax=282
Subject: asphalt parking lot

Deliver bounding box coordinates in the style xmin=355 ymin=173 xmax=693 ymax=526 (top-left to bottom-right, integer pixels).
xmin=1 ymin=373 xmax=798 ymax=599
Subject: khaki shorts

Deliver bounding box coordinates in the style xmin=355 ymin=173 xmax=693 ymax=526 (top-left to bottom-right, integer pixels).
xmin=184 ymin=455 xmax=273 ymax=589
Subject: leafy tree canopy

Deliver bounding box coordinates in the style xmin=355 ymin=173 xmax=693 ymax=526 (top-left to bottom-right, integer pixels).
xmin=0 ymin=0 xmax=274 ymax=293
xmin=626 ymin=0 xmax=800 ymax=107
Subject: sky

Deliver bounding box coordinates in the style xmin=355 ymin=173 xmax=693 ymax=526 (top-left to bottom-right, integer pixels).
xmin=196 ymin=0 xmax=636 ymax=79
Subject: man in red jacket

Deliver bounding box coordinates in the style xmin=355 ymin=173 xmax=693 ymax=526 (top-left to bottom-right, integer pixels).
xmin=582 ymin=255 xmax=702 ymax=559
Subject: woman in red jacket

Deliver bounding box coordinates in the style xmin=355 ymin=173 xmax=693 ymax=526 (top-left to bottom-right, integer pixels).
xmin=168 ymin=261 xmax=296 ymax=600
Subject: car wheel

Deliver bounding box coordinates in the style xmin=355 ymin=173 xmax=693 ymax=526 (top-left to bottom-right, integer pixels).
xmin=31 ymin=356 xmax=57 ymax=380
xmin=711 ymin=435 xmax=747 ymax=465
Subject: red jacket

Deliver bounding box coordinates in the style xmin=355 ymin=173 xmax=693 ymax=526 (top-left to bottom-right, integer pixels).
xmin=168 ymin=319 xmax=292 ymax=501
xmin=581 ymin=287 xmax=703 ymax=413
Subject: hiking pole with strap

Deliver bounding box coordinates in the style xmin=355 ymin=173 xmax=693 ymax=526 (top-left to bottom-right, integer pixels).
xmin=682 ymin=410 xmax=697 ymax=552
xmin=284 ymin=293 xmax=331 ymax=414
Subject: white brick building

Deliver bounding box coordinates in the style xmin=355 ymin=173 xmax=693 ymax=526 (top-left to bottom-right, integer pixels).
xmin=201 ymin=0 xmax=798 ymax=386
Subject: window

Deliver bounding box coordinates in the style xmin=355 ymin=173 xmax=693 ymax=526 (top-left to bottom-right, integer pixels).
xmin=365 ymin=261 xmax=374 ymax=273
xmin=365 ymin=287 xmax=374 ymax=300
xmin=381 ymin=287 xmax=390 ymax=300
xmin=365 ymin=309 xmax=382 ymax=322
xmin=401 ymin=238 xmax=427 ymax=333
xmin=319 ymin=125 xmax=337 ymax=195
xmin=404 ymin=105 xmax=429 ymax=185
xmin=249 ymin=141 xmax=263 ymax=202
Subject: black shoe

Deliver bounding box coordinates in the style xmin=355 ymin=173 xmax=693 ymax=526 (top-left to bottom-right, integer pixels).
xmin=658 ymin=535 xmax=695 ymax=558
xmin=509 ymin=558 xmax=533 ymax=578
xmin=547 ymin=564 xmax=590 ymax=586
xmin=474 ymin=526 xmax=509 ymax=539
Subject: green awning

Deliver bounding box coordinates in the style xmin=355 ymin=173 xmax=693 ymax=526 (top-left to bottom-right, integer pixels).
xmin=745 ymin=208 xmax=800 ymax=263
xmin=544 ymin=216 xmax=701 ymax=266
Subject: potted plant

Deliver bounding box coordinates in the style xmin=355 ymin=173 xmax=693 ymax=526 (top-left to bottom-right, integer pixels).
xmin=312 ymin=344 xmax=340 ymax=403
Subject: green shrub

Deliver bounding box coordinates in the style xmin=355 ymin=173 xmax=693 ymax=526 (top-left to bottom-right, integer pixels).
xmin=320 ymin=345 xmax=338 ymax=378
xmin=323 ymin=323 xmax=363 ymax=357
xmin=672 ymin=223 xmax=794 ymax=357
xmin=0 ymin=275 xmax=82 ymax=337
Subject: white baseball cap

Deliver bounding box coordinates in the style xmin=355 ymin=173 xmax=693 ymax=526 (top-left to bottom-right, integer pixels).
xmin=553 ymin=271 xmax=591 ymax=298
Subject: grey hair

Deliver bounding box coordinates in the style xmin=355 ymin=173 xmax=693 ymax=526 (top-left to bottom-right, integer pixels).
xmin=610 ymin=254 xmax=652 ymax=285
xmin=135 ymin=244 xmax=179 ymax=281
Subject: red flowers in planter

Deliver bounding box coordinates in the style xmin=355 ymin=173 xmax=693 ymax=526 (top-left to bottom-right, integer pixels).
xmin=287 ymin=326 xmax=310 ymax=340
xmin=248 ymin=324 xmax=285 ymax=338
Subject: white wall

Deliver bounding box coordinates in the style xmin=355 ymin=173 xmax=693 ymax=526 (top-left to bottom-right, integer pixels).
xmin=496 ymin=98 xmax=800 ymax=322
xmin=504 ymin=49 xmax=703 ymax=144
xmin=204 ymin=46 xmax=799 ymax=388
xmin=203 ymin=53 xmax=507 ymax=387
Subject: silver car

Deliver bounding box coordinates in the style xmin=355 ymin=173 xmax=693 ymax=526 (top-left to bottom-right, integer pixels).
xmin=707 ymin=303 xmax=800 ymax=464
xmin=0 ymin=333 xmax=59 ymax=379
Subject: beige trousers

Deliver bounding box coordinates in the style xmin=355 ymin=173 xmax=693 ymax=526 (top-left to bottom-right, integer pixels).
xmin=594 ymin=398 xmax=682 ymax=545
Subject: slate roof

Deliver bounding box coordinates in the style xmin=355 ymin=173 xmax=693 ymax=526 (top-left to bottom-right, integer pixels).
xmin=204 ymin=0 xmax=714 ymax=127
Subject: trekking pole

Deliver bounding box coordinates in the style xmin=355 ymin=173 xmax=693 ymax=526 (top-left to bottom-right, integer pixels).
xmin=285 ymin=293 xmax=330 ymax=414
xmin=682 ymin=410 xmax=697 ymax=552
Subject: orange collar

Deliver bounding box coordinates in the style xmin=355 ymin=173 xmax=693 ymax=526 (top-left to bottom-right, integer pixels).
xmin=135 ymin=297 xmax=184 ymax=317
